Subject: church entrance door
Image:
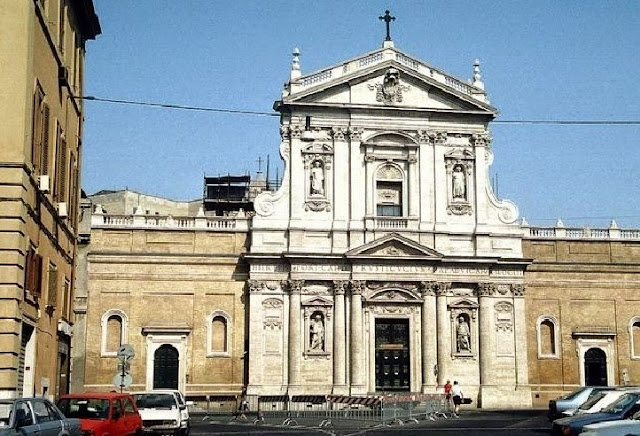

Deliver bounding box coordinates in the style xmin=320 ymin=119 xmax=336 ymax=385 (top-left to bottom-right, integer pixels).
xmin=153 ymin=344 xmax=179 ymax=390
xmin=584 ymin=348 xmax=607 ymax=386
xmin=375 ymin=318 xmax=410 ymax=391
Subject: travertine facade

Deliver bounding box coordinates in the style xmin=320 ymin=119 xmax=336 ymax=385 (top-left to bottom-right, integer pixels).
xmin=247 ymin=40 xmax=531 ymax=408
xmin=0 ymin=0 xmax=99 ymax=399
xmin=73 ymin=193 xmax=248 ymax=405
xmin=523 ymin=223 xmax=640 ymax=407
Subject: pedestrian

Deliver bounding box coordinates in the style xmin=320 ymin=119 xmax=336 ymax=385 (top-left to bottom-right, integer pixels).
xmin=444 ymin=380 xmax=452 ymax=400
xmin=451 ymin=381 xmax=463 ymax=417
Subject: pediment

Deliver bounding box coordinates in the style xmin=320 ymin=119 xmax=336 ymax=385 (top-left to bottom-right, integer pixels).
xmin=365 ymin=287 xmax=422 ymax=303
xmin=301 ymin=296 xmax=333 ymax=307
xmin=448 ymin=298 xmax=479 ymax=310
xmin=281 ymin=48 xmax=496 ymax=115
xmin=345 ymin=233 xmax=443 ymax=259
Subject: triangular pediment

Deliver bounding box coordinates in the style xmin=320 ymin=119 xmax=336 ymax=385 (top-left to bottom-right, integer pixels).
xmin=301 ymin=296 xmax=333 ymax=307
xmin=280 ymin=47 xmax=496 ymax=115
xmin=345 ymin=233 xmax=443 ymax=259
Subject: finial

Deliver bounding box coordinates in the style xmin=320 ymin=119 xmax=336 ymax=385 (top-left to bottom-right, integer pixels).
xmin=609 ymin=219 xmax=619 ymax=229
xmin=555 ymin=218 xmax=565 ymax=228
xmin=520 ymin=217 xmax=529 ymax=227
xmin=290 ymin=47 xmax=301 ymax=81
xmin=472 ymin=59 xmax=484 ymax=90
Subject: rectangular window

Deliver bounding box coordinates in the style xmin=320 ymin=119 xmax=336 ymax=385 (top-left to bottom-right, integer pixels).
xmin=58 ymin=0 xmax=66 ymax=55
xmin=41 ymin=104 xmax=50 ymax=175
xmin=25 ymin=247 xmax=43 ymax=298
xmin=47 ymin=263 xmax=58 ymax=308
xmin=376 ymin=181 xmax=403 ymax=217
xmin=54 ymin=124 xmax=67 ymax=203
xmin=61 ymin=278 xmax=70 ymax=320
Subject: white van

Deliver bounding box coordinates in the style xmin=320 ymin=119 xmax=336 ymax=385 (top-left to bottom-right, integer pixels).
xmin=132 ymin=391 xmax=189 ymax=436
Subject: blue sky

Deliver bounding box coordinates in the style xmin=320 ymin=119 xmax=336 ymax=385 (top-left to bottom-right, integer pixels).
xmin=83 ymin=1 xmax=640 ymax=227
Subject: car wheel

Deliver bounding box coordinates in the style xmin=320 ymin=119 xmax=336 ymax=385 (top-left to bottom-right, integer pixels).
xmin=181 ymin=428 xmax=190 ymax=436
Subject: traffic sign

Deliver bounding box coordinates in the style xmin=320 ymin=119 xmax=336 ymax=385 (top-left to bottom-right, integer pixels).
xmin=113 ymin=372 xmax=132 ymax=390
xmin=117 ymin=344 xmax=135 ymax=358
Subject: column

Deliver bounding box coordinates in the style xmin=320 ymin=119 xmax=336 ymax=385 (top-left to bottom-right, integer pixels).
xmin=435 ymin=282 xmax=452 ymax=386
xmin=512 ymin=284 xmax=530 ymax=390
xmin=350 ymin=280 xmax=366 ymax=394
xmin=288 ymin=280 xmax=304 ymax=390
xmin=421 ymin=282 xmax=438 ymax=391
xmin=478 ymin=282 xmax=496 ymax=405
xmin=408 ymin=154 xmax=419 ymax=217
xmin=332 ymin=281 xmax=347 ymax=393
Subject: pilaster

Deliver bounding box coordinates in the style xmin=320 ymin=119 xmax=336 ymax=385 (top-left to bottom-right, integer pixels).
xmin=420 ymin=281 xmax=438 ymax=391
xmin=435 ymin=281 xmax=452 ymax=386
xmin=332 ymin=280 xmax=347 ymax=394
xmin=349 ymin=280 xmax=366 ymax=394
xmin=287 ymin=279 xmax=303 ymax=391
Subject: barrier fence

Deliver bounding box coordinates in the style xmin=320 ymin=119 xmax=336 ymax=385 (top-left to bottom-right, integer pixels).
xmin=238 ymin=393 xmax=453 ymax=425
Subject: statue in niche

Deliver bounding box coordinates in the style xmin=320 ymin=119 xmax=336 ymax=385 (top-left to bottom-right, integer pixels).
xmin=310 ymin=161 xmax=325 ymax=196
xmin=309 ymin=313 xmax=325 ymax=351
xmin=456 ymin=315 xmax=471 ymax=352
xmin=452 ymin=165 xmax=466 ymax=200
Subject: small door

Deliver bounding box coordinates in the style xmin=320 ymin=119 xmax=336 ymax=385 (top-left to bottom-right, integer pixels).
xmin=584 ymin=348 xmax=607 ymax=386
xmin=153 ymin=344 xmax=179 ymax=390
xmin=375 ymin=319 xmax=410 ymax=391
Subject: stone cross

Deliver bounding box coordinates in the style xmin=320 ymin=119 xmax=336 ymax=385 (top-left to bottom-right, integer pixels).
xmin=379 ymin=10 xmax=396 ymax=41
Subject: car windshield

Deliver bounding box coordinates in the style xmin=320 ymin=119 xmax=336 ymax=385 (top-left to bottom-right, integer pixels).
xmin=578 ymin=392 xmax=607 ymax=411
xmin=134 ymin=394 xmax=175 ymax=409
xmin=601 ymin=393 xmax=639 ymax=414
xmin=57 ymin=398 xmax=110 ymax=420
xmin=562 ymin=388 xmax=589 ymax=401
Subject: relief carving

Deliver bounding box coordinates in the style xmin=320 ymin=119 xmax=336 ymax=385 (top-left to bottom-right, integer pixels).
xmin=368 ymin=68 xmax=410 ymax=105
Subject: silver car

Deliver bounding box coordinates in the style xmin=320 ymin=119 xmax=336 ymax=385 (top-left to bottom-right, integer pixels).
xmin=0 ymin=397 xmax=82 ymax=436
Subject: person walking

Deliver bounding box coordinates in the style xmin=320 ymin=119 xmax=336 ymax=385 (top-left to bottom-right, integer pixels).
xmin=451 ymin=381 xmax=463 ymax=417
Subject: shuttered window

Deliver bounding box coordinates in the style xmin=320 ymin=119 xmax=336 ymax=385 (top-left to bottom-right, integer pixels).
xmin=24 ymin=247 xmax=43 ymax=298
xmin=54 ymin=125 xmax=67 ymax=203
xmin=47 ymin=263 xmax=58 ymax=307
xmin=41 ymin=105 xmax=50 ymax=175
xmin=31 ymin=86 xmax=45 ymax=172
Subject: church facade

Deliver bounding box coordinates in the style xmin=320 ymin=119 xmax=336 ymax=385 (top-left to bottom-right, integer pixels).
xmin=73 ymin=32 xmax=640 ymax=411
xmin=246 ymin=39 xmax=531 ymax=408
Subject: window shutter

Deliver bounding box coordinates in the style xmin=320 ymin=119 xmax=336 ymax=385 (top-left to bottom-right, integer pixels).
xmin=41 ymin=105 xmax=50 ymax=175
xmin=31 ymin=88 xmax=44 ymax=172
xmin=47 ymin=264 xmax=57 ymax=307
xmin=56 ymin=137 xmax=67 ymax=202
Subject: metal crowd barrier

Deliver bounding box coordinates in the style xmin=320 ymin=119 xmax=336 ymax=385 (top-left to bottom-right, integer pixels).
xmin=239 ymin=393 xmax=452 ymax=425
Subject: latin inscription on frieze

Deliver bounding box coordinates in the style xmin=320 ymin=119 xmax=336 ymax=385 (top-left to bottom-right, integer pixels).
xmin=250 ymin=264 xmax=287 ymax=273
xmin=435 ymin=266 xmax=490 ymax=275
xmin=353 ymin=264 xmax=434 ymax=274
xmin=291 ymin=264 xmax=347 ymax=273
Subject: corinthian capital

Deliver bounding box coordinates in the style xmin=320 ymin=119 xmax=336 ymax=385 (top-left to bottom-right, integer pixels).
xmin=350 ymin=280 xmax=366 ymax=295
xmin=282 ymin=279 xmax=304 ymax=294
xmin=347 ymin=127 xmax=363 ymax=141
xmin=331 ymin=127 xmax=347 ymax=141
xmin=477 ymin=282 xmax=496 ymax=297
xmin=429 ymin=131 xmax=448 ymax=145
xmin=333 ymin=280 xmax=347 ymax=295
xmin=247 ymin=280 xmax=264 ymax=293
xmin=511 ymin=284 xmax=526 ymax=297
xmin=289 ymin=124 xmax=303 ymax=139
xmin=471 ymin=132 xmax=492 ymax=148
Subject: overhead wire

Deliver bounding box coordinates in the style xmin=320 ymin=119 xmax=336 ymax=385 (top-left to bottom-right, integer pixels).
xmin=80 ymin=96 xmax=640 ymax=125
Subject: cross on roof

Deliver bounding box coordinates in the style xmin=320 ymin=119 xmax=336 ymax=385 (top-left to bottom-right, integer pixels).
xmin=256 ymin=156 xmax=263 ymax=173
xmin=379 ymin=10 xmax=396 ymax=42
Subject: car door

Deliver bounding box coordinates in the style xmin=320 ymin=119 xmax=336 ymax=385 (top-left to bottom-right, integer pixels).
xmin=12 ymin=400 xmax=39 ymax=435
xmin=31 ymin=400 xmax=63 ymax=436
xmin=122 ymin=396 xmax=141 ymax=435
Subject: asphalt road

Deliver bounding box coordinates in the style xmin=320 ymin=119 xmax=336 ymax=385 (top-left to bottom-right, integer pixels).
xmin=190 ymin=409 xmax=552 ymax=435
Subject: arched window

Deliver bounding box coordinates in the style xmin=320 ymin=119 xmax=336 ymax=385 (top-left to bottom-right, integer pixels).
xmin=206 ymin=310 xmax=231 ymax=357
xmin=375 ymin=163 xmax=404 ymax=217
xmin=537 ymin=315 xmax=560 ymax=359
xmin=101 ymin=309 xmax=128 ymax=357
xmin=629 ymin=317 xmax=640 ymax=359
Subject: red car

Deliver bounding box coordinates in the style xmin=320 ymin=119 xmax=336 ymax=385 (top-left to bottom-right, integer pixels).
xmin=57 ymin=392 xmax=142 ymax=436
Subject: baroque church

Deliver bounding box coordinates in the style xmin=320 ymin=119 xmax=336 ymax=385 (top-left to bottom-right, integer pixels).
xmin=75 ymin=20 xmax=640 ymax=410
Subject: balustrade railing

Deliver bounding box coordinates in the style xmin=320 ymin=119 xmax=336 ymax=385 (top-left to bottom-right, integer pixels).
xmin=92 ymin=213 xmax=247 ymax=231
xmin=527 ymin=226 xmax=640 ymax=240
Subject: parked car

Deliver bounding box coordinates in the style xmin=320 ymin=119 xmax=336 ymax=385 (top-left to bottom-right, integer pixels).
xmin=549 ymin=387 xmax=611 ymax=421
xmin=562 ymin=389 xmax=627 ymax=417
xmin=580 ymin=410 xmax=640 ymax=435
xmin=552 ymin=392 xmax=640 ymax=435
xmin=132 ymin=391 xmax=189 ymax=436
xmin=57 ymin=392 xmax=142 ymax=436
xmin=0 ymin=397 xmax=82 ymax=436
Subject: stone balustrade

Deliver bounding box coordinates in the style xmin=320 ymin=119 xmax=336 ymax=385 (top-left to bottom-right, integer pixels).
xmin=293 ymin=48 xmax=483 ymax=99
xmin=526 ymin=223 xmax=640 ymax=240
xmin=91 ymin=212 xmax=249 ymax=232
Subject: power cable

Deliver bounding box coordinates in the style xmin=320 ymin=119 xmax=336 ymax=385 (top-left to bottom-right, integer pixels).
xmin=80 ymin=96 xmax=640 ymax=125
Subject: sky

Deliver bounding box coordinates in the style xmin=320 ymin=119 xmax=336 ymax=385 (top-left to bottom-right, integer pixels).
xmin=83 ymin=1 xmax=640 ymax=228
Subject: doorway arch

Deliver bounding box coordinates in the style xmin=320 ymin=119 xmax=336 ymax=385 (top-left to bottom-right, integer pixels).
xmin=153 ymin=344 xmax=179 ymax=390
xmin=584 ymin=347 xmax=607 ymax=386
